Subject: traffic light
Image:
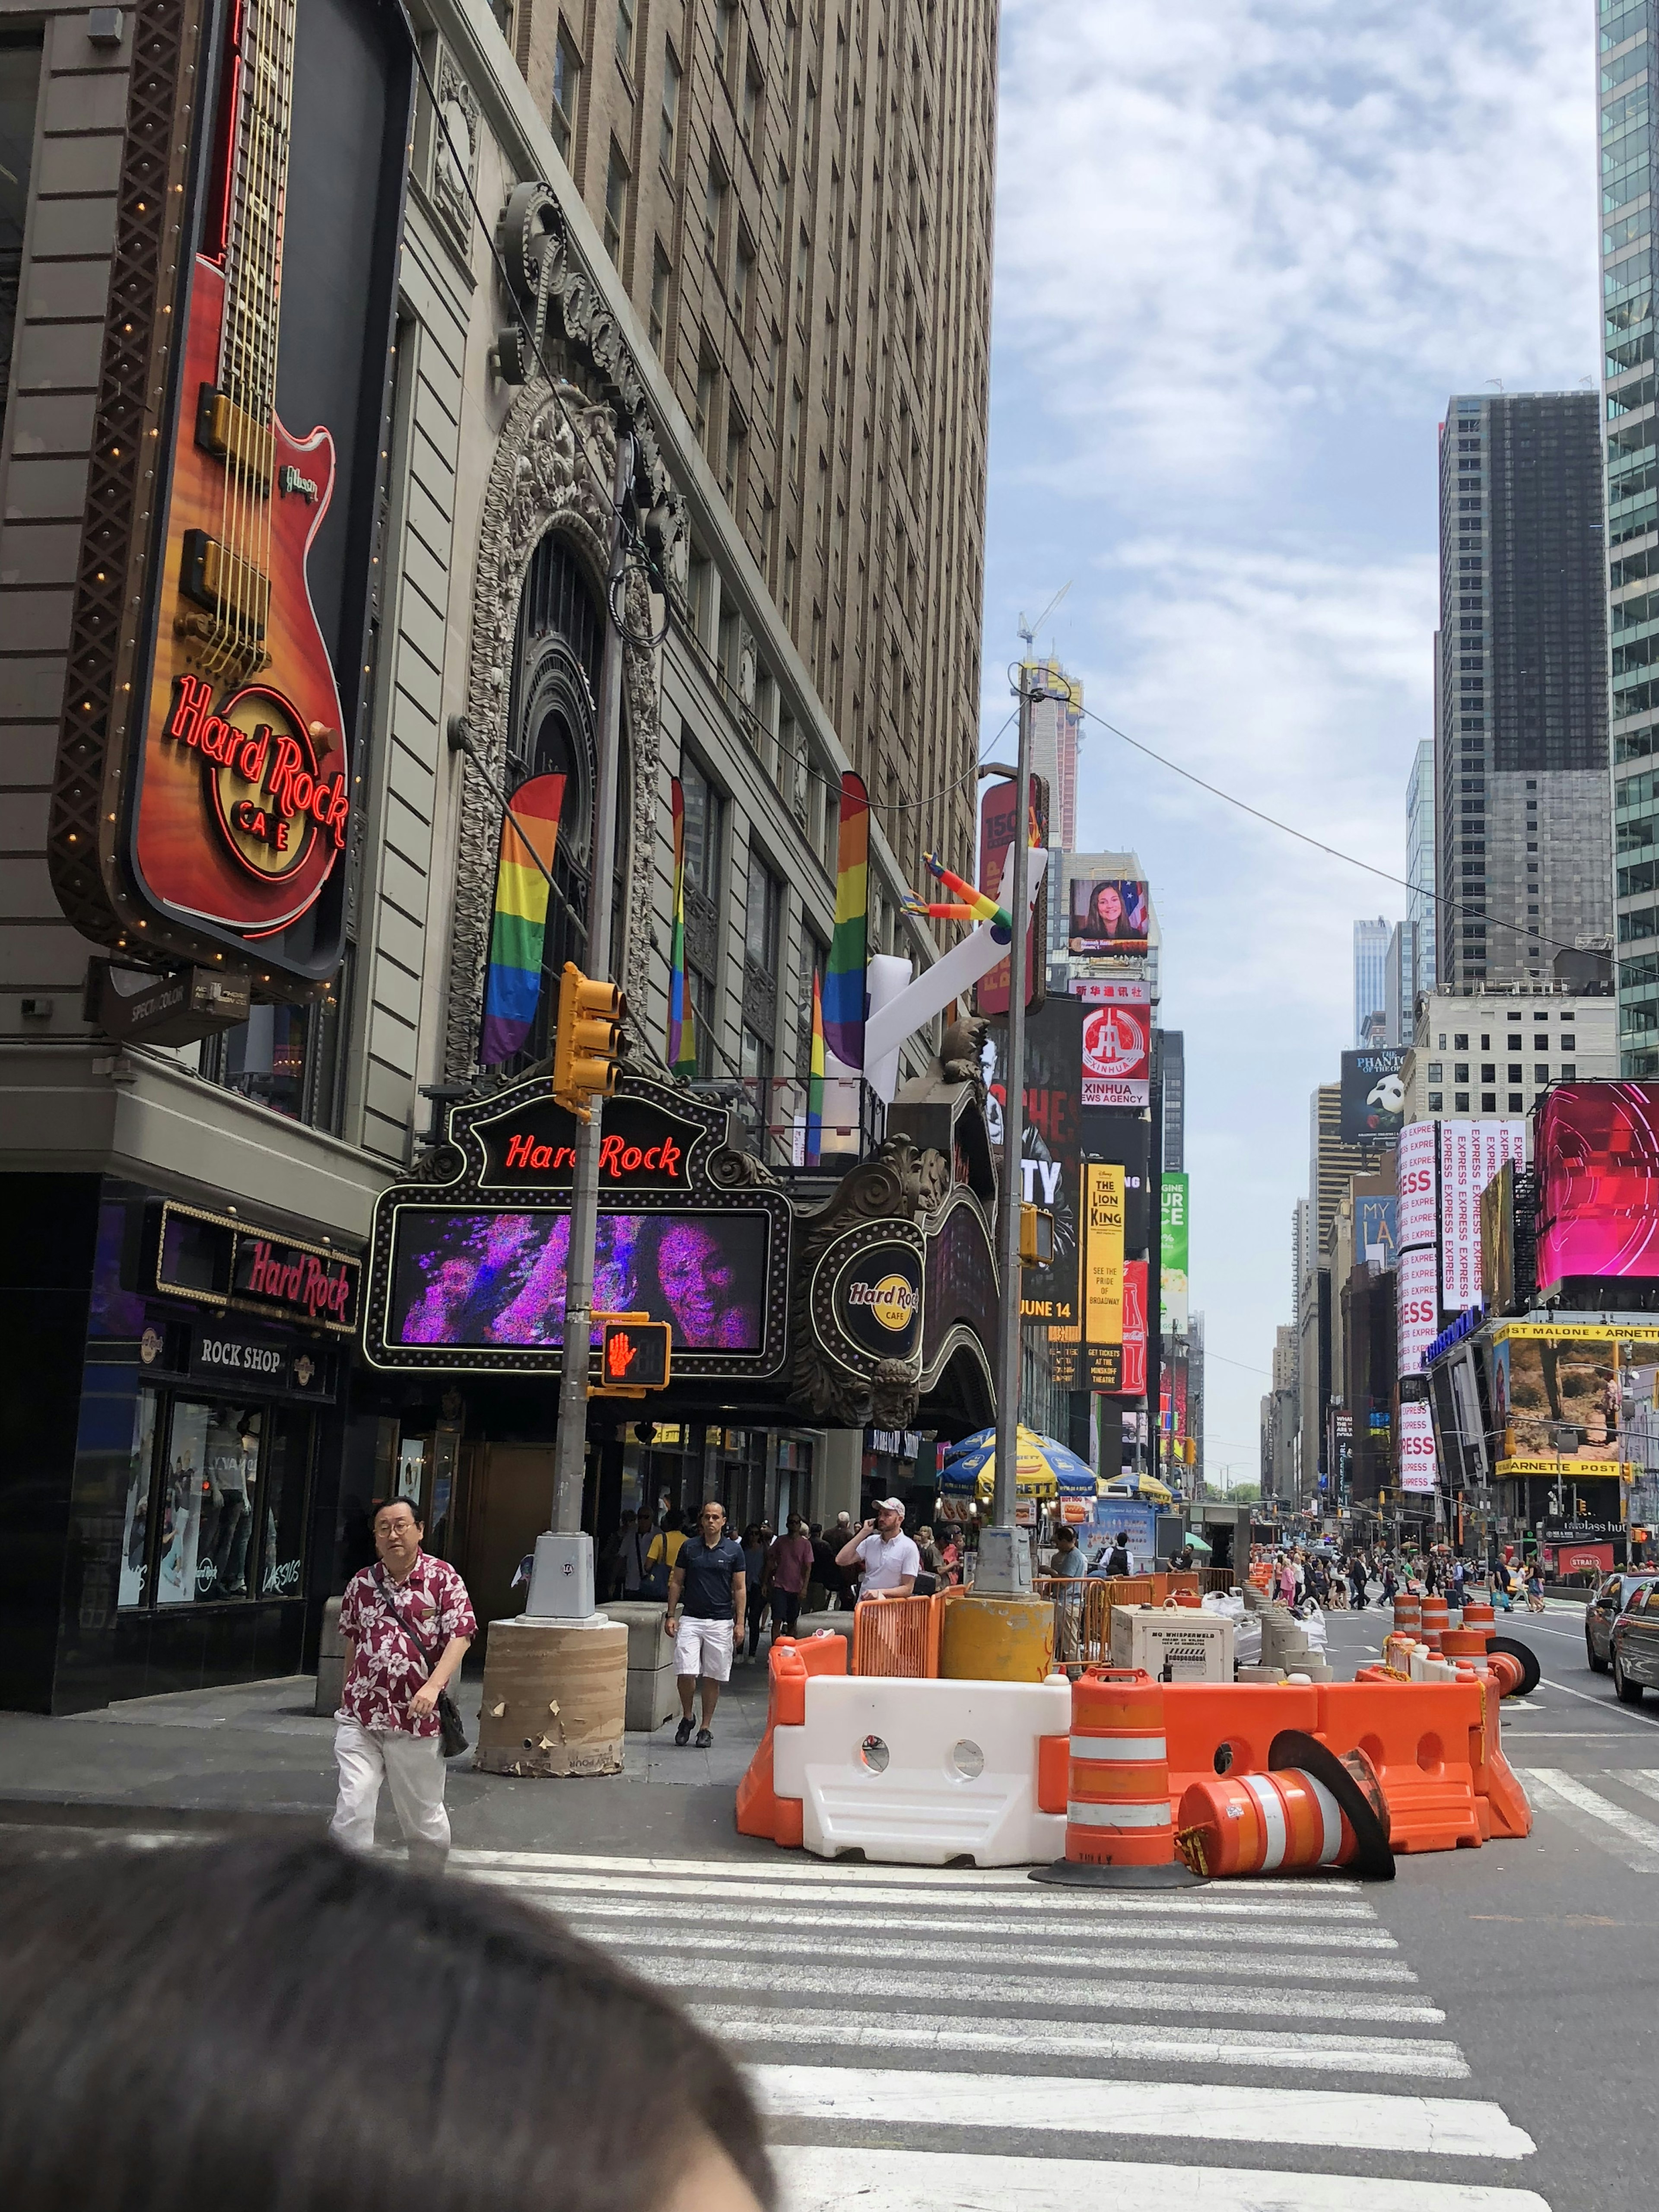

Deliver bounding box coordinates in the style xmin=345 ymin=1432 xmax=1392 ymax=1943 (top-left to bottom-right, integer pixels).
xmin=552 ymin=962 xmax=625 ymax=1119
xmin=591 ymin=1314 xmax=672 ymax=1397
xmin=1019 ymin=1204 xmax=1054 ymax=1265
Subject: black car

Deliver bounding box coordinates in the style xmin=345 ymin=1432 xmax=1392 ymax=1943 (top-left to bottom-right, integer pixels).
xmin=1610 ymin=1583 xmax=1659 ymax=1703
xmin=1586 ymin=1573 xmax=1659 ymax=1674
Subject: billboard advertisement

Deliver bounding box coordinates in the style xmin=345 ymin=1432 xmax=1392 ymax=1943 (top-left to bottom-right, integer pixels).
xmin=1489 ymin=1324 xmax=1621 ymax=1475
xmin=975 ymin=773 xmax=1048 ymax=1016
xmin=1121 ymin=1258 xmax=1149 ymax=1397
xmin=1080 ymin=992 xmax=1151 ymax=1109
xmin=1398 ymin=1398 xmax=1438 ymax=1493
xmin=1068 ymin=878 xmax=1150 ymax=957
xmin=1358 ymin=1193 xmax=1398 ymax=1265
xmin=1397 ymin=1246 xmax=1440 ymax=1378
xmin=986 ymin=995 xmax=1081 ymax=1324
xmin=1440 ymin=1119 xmax=1527 ymax=1313
xmin=1340 ymin=1049 xmax=1408 ymax=1144
xmin=1083 ymin=1163 xmax=1125 ymax=1345
xmin=388 ymin=1208 xmax=770 ymax=1351
xmin=1081 ymin=1110 xmax=1151 ymax=1250
xmin=1396 ymin=1119 xmax=1438 ymax=1251
xmin=1535 ymin=1083 xmax=1659 ymax=1286
xmin=1160 ymin=1172 xmax=1189 ymax=1332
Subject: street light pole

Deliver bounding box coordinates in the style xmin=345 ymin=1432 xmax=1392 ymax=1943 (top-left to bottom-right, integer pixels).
xmin=529 ymin=431 xmax=632 ymax=1611
xmin=982 ymin=655 xmax=1035 ymax=1589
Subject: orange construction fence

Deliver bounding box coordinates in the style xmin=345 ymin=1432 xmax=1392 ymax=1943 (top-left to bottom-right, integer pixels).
xmin=849 ymin=1590 xmax=947 ymax=1677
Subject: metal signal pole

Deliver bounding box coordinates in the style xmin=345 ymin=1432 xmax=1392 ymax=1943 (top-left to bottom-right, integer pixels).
xmin=983 ymin=653 xmax=1035 ymax=1581
xmin=544 ymin=432 xmax=632 ymax=1560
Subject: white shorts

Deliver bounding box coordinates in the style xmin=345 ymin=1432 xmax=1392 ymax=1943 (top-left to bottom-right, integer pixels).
xmin=674 ymin=1615 xmax=734 ymax=1682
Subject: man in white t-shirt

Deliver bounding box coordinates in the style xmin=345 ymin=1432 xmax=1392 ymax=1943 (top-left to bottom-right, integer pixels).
xmin=836 ymin=1497 xmax=920 ymax=1600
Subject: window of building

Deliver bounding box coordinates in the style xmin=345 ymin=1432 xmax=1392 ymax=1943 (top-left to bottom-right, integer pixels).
xmin=1563 ymin=1063 xmax=1577 ymax=1080
xmin=118 ymin=1394 xmax=314 ymax=1615
xmin=714 ymin=0 xmax=734 ymax=79
xmin=794 ymin=222 xmax=810 ymax=327
xmin=695 ymin=348 xmax=719 ymax=461
xmin=782 ymin=540 xmax=797 ymax=622
xmin=1454 ymin=1062 xmax=1469 ymax=1083
xmin=704 ymin=154 xmax=728 ymax=264
xmin=649 ymin=242 xmax=671 ymax=353
xmin=660 ymin=41 xmax=681 ymax=171
xmin=1427 ymin=1062 xmax=1443 ymax=1081
xmin=550 ymin=21 xmax=581 ymax=160
xmin=723 ymin=408 xmax=747 ymax=507
xmin=1534 ymin=1063 xmax=1550 ymax=1084
xmin=1481 ymin=1092 xmax=1497 ymax=1113
xmin=1562 ymin=1032 xmax=1576 ymax=1050
xmin=1428 ymin=1091 xmax=1444 ymax=1111
xmin=1453 ymin=1033 xmax=1468 ymax=1049
xmin=1506 ymin=1033 xmax=1522 ymax=1050
xmin=745 ymin=848 xmax=783 ymax=974
xmin=603 ymin=142 xmax=629 ymax=262
xmin=1454 ymin=1091 xmax=1470 ymax=1112
xmin=614 ymin=0 xmax=636 ymax=74
xmin=742 ymin=53 xmax=763 ymax=146
xmin=1509 ymin=1092 xmax=1524 ymax=1112
xmin=734 ymin=226 xmax=755 ymax=323
xmin=687 ymin=542 xmax=714 ymax=645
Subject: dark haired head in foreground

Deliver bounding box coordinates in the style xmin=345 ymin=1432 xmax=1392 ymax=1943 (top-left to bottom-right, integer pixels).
xmin=0 ymin=1835 xmax=774 ymax=2212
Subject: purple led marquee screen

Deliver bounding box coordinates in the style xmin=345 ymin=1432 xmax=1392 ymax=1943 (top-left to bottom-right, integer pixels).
xmin=388 ymin=1208 xmax=769 ymax=1352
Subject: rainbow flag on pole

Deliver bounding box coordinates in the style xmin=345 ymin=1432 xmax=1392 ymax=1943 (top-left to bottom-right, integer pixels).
xmin=805 ymin=967 xmax=826 ymax=1164
xmin=667 ymin=777 xmax=698 ymax=1077
xmin=480 ymin=774 xmax=564 ymax=1066
xmin=823 ymin=770 xmax=869 ymax=1068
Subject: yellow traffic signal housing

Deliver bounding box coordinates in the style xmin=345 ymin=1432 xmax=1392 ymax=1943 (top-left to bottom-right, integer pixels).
xmin=591 ymin=1312 xmax=672 ymax=1398
xmin=552 ymin=962 xmax=625 ymax=1119
xmin=1019 ymin=1204 xmax=1054 ymax=1265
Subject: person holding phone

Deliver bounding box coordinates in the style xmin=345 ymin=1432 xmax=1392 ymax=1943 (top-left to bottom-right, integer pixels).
xmin=836 ymin=1498 xmax=919 ymax=1601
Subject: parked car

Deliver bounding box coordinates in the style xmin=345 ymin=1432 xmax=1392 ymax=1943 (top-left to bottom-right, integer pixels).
xmin=1609 ymin=1584 xmax=1659 ymax=1703
xmin=1585 ymin=1573 xmax=1659 ymax=1674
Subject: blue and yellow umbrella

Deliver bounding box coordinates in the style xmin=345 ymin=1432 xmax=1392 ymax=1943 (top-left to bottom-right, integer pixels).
xmin=939 ymin=1424 xmax=1097 ymax=1505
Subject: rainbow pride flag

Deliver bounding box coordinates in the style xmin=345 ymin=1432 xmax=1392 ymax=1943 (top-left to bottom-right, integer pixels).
xmin=805 ymin=966 xmax=826 ymax=1164
xmin=480 ymin=774 xmax=564 ymax=1066
xmin=667 ymin=777 xmax=698 ymax=1077
xmin=823 ymin=770 xmax=868 ymax=1068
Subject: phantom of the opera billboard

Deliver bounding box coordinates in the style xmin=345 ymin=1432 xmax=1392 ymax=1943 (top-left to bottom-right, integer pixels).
xmin=359 ymin=1072 xmax=1002 ymax=1435
xmin=48 ymin=0 xmax=413 ymax=995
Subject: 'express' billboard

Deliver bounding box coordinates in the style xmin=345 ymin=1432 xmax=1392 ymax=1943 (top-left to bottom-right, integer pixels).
xmin=1396 ymin=1119 xmax=1438 ymax=1250
xmin=1440 ymin=1119 xmax=1527 ymax=1312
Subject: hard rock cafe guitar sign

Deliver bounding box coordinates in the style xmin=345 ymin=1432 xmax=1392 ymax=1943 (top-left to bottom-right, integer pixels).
xmin=138 ymin=0 xmax=348 ymax=943
xmin=48 ymin=0 xmax=407 ymax=993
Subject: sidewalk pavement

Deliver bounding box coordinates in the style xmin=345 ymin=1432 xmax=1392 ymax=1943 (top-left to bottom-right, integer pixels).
xmin=0 ymin=1650 xmax=781 ymax=1862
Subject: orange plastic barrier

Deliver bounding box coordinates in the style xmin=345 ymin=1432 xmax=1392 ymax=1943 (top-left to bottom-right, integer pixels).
xmin=735 ymin=1633 xmax=848 ymax=1847
xmin=1317 ymin=1679 xmax=1480 ymax=1852
xmin=1163 ymin=1681 xmax=1323 ymax=1811
xmin=851 ymin=1591 xmax=944 ymax=1678
xmin=1470 ymin=1672 xmax=1531 ymax=1840
xmin=1065 ymin=1667 xmax=1176 ymax=1866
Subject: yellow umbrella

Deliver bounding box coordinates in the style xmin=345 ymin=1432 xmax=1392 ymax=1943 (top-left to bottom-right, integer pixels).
xmin=1098 ymin=1473 xmax=1175 ymax=1506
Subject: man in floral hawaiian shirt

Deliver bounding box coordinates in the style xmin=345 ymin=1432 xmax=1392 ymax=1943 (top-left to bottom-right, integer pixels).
xmin=329 ymin=1497 xmax=476 ymax=1873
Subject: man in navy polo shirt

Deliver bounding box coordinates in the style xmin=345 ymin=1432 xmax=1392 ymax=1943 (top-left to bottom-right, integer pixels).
xmin=664 ymin=1499 xmax=747 ymax=1748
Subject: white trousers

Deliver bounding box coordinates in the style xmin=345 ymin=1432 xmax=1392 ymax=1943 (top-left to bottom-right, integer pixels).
xmin=329 ymin=1717 xmax=451 ymax=1873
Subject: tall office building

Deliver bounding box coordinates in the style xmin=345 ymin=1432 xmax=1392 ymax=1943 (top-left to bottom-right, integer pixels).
xmin=1406 ymin=738 xmax=1437 ymax=990
xmin=1161 ymin=1029 xmax=1185 ymax=1172
xmin=1353 ymin=918 xmax=1391 ymax=1046
xmin=1384 ymin=919 xmax=1424 ymax=1046
xmin=530 ymin=0 xmax=997 ymax=885
xmin=1602 ymin=4 xmax=1659 ymax=1071
xmin=1025 ymin=657 xmax=1082 ymax=851
xmin=1436 ymin=391 xmax=1611 ymax=991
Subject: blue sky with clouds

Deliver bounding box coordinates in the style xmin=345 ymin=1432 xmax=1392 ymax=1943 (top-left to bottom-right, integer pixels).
xmin=982 ymin=0 xmax=1604 ymax=1484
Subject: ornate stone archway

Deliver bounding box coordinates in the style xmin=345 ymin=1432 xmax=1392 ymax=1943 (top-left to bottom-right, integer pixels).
xmin=443 ymin=380 xmax=662 ymax=1082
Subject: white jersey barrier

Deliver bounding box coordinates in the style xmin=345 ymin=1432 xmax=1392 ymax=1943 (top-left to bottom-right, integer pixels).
xmin=770 ymin=1674 xmax=1071 ymax=1866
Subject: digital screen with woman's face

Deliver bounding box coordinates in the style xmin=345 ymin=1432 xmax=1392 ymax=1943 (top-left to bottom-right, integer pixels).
xmin=387 ymin=1208 xmax=769 ymax=1351
xmin=1068 ymin=878 xmax=1150 ymax=953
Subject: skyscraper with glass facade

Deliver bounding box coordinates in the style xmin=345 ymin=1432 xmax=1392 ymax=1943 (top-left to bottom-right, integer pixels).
xmin=1602 ymin=0 xmax=1659 ymax=1071
xmin=1436 ymin=391 xmax=1610 ymax=991
xmin=1407 ymin=738 xmax=1437 ymax=988
xmin=1353 ymin=917 xmax=1391 ymax=1046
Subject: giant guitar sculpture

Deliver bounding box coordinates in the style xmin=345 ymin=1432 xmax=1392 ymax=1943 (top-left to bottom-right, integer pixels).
xmin=134 ymin=0 xmax=350 ymax=942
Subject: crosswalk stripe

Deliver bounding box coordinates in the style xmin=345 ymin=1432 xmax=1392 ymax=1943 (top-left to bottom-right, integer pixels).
xmin=1516 ymin=1767 xmax=1659 ymax=1871
xmin=1613 ymin=1767 xmax=1659 ymax=1809
xmin=585 ymin=1936 xmax=1419 ymax=1991
xmin=462 ymin=1863 xmax=1379 ymax=1924
xmin=752 ymin=2063 xmax=1535 ymax=2158
xmin=447 ymin=1845 xmax=1370 ymax=1906
xmin=518 ymin=1889 xmax=1395 ymax=1953
xmin=774 ymin=2145 xmax=1552 ymax=2211
xmin=693 ymin=2002 xmax=1468 ymax=2078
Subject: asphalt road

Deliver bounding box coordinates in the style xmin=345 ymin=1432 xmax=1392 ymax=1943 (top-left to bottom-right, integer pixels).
xmin=1318 ymin=1597 xmax=1658 ymax=2211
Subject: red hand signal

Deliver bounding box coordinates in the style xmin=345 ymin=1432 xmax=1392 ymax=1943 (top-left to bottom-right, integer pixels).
xmin=607 ymin=1329 xmax=639 ymax=1379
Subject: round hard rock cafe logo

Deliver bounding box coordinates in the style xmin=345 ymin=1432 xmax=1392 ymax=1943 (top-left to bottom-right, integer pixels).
xmin=850 ymin=1273 xmax=921 ymax=1333
xmin=166 ymin=674 xmax=349 ymax=884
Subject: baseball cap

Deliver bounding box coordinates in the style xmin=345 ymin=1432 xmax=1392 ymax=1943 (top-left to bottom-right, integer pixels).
xmin=877 ymin=1496 xmax=906 ymax=1514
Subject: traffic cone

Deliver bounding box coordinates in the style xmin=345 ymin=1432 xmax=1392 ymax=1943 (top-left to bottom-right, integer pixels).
xmin=1031 ymin=1667 xmax=1205 ymax=1889
xmin=1176 ymin=1729 xmax=1393 ymax=1880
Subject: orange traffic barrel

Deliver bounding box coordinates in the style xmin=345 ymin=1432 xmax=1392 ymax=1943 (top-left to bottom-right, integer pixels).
xmin=1031 ymin=1669 xmax=1204 ymax=1889
xmin=1176 ymin=1730 xmax=1393 ymax=1881
xmin=1441 ymin=1628 xmax=1489 ymax=1660
xmin=1462 ymin=1599 xmax=1496 ymax=1630
xmin=1392 ymin=1596 xmax=1421 ymax=1636
xmin=1420 ymin=1597 xmax=1449 ymax=1651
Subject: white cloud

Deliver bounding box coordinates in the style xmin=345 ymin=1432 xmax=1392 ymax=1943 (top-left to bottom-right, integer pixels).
xmin=985 ymin=0 xmax=1603 ymax=1479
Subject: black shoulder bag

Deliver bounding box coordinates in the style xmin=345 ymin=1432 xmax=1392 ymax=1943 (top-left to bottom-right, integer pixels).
xmin=377 ymin=1570 xmax=470 ymax=1759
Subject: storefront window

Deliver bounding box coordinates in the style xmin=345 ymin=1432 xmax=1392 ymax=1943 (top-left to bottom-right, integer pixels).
xmin=119 ymin=1391 xmax=159 ymax=1608
xmin=260 ymin=1406 xmax=312 ymax=1599
xmin=122 ymin=1394 xmax=313 ymax=1611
